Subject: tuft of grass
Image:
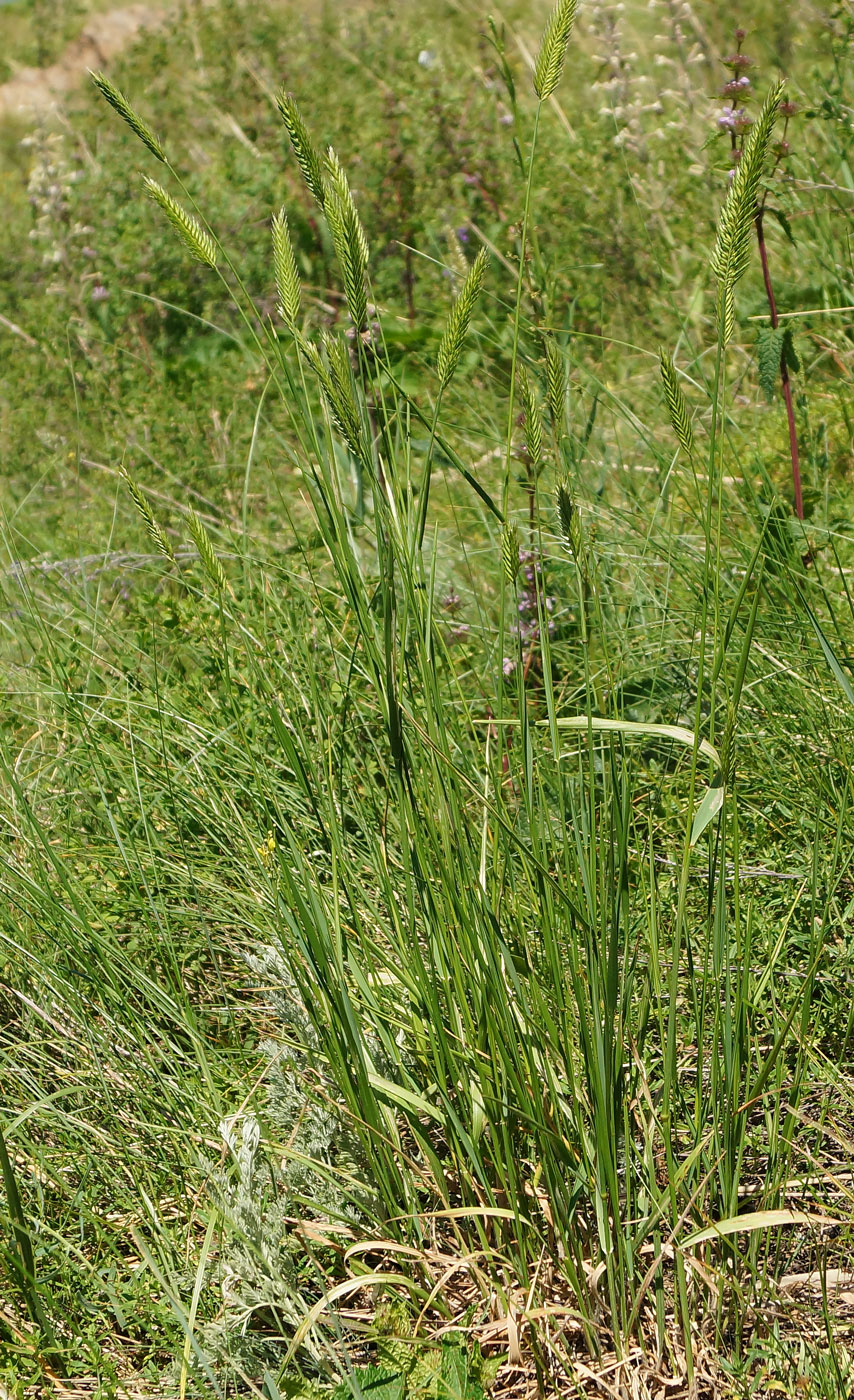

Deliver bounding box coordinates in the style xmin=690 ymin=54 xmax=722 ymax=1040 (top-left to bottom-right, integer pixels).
xmin=2 ymin=3 xmax=854 ymax=1397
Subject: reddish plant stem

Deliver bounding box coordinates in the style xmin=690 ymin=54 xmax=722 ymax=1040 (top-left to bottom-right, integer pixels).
xmin=755 ymin=204 xmax=804 ymax=519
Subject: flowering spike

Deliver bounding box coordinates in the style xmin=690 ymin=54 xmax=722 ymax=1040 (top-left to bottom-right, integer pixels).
xmin=143 ymin=178 xmax=217 ymax=268
xmin=121 ymin=470 xmax=175 ymax=562
xmin=437 ymin=247 xmax=488 ymax=390
xmin=710 ymin=79 xmax=785 ymax=340
xmin=533 ymin=0 xmax=579 ymax=101
xmin=272 ymin=207 xmax=301 ymax=327
xmin=277 ymin=92 xmax=326 ymax=206
xmin=659 ymin=350 xmax=694 ymax=457
xmin=90 ymin=71 xmax=166 ymax=162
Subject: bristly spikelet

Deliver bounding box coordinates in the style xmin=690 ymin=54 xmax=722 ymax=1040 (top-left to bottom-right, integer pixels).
xmin=272 ymin=208 xmax=301 ymax=327
xmin=436 ymin=247 xmax=488 ymax=391
xmin=533 ymin=0 xmax=579 ymax=101
xmin=90 ymin=71 xmax=166 ymax=163
xmin=121 ymin=469 xmax=175 ymax=562
xmin=710 ymin=79 xmax=785 ymax=340
xmin=659 ymin=350 xmax=694 ymax=456
xmin=720 ymin=702 xmax=738 ymax=789
xmin=325 ymin=149 xmax=369 ymax=270
xmin=556 ymin=479 xmax=582 ymax=558
xmin=501 ymin=523 xmax=520 ymax=585
xmin=520 ymin=370 xmax=543 ymax=472
xmin=277 ymin=93 xmax=326 ymax=207
xmin=721 ymin=285 xmax=736 ymax=347
xmin=143 ymin=179 xmax=217 ymax=268
xmin=187 ymin=509 xmax=229 ymax=593
xmin=324 ymin=333 xmax=358 ymax=414
xmin=323 ymin=150 xmax=369 ymax=331
xmin=444 ymin=224 xmax=470 ymax=290
xmin=304 ymin=338 xmax=366 ymax=464
xmin=544 ymin=335 xmax=566 ymax=430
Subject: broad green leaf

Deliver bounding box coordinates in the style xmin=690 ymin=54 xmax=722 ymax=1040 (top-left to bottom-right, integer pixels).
xmin=757 ymin=324 xmax=784 ymax=401
xmin=440 ymin=1346 xmax=485 ymax=1400
xmin=690 ymin=784 xmax=725 ymax=846
xmin=333 ymin=1367 xmax=405 ymax=1400
xmin=683 ymin=1208 xmax=838 ymax=1249
xmin=367 ymin=1073 xmax=443 ymax=1121
xmin=552 ymin=716 xmax=720 ymax=768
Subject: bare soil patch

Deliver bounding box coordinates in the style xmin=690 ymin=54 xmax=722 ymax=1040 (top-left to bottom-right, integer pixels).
xmin=0 ymin=4 xmax=167 ymax=118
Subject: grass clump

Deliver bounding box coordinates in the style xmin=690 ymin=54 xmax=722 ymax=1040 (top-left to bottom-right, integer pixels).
xmin=2 ymin=2 xmax=854 ymax=1398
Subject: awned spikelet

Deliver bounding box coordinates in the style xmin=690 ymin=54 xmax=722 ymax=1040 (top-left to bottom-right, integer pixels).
xmin=533 ymin=0 xmax=579 ymax=101
xmin=187 ymin=509 xmax=229 ymax=593
xmin=520 ymin=370 xmax=543 ymax=472
xmin=544 ymin=335 xmax=566 ymax=430
xmin=444 ymin=224 xmax=470 ymax=290
xmin=556 ymin=479 xmax=582 ymax=559
xmin=323 ymin=149 xmax=369 ymax=331
xmin=437 ymin=247 xmax=488 ymax=391
xmin=90 ymin=71 xmax=166 ymax=163
xmin=277 ymin=93 xmax=325 ymax=207
xmin=143 ymin=179 xmax=217 ymax=269
xmin=501 ymin=523 xmax=521 ymax=585
xmin=710 ymin=79 xmax=785 ymax=340
xmin=325 ymin=149 xmax=370 ymax=270
xmin=272 ymin=208 xmax=301 ymax=327
xmin=304 ymin=337 xmax=366 ymax=465
xmin=659 ymin=350 xmax=694 ymax=457
xmin=720 ymin=700 xmax=738 ymax=790
xmin=325 ymin=333 xmax=359 ymax=419
xmin=121 ymin=470 xmax=175 ymax=563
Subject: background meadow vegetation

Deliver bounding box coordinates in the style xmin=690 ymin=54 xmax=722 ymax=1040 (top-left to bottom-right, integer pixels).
xmin=2 ymin=0 xmax=854 ymax=1396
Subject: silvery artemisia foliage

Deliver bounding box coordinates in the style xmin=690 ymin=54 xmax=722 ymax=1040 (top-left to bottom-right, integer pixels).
xmin=204 ymin=944 xmax=374 ymax=1372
